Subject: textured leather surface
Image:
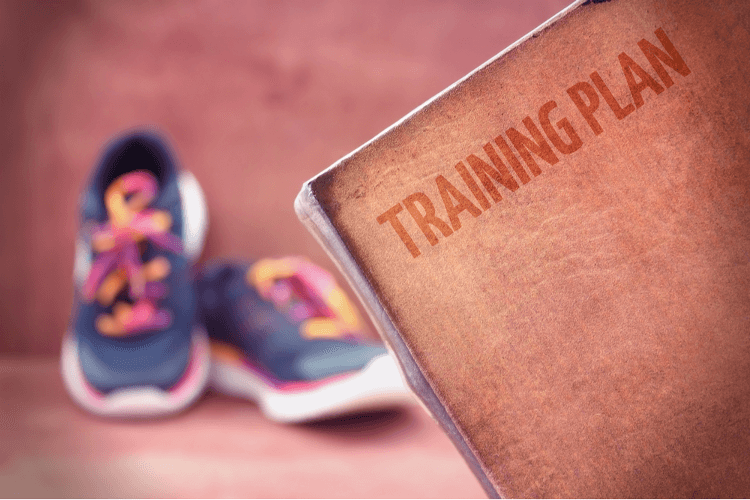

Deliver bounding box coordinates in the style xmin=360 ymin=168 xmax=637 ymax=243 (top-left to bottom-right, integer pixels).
xmin=303 ymin=0 xmax=750 ymax=496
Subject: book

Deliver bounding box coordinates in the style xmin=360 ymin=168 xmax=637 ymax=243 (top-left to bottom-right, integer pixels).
xmin=294 ymin=0 xmax=750 ymax=496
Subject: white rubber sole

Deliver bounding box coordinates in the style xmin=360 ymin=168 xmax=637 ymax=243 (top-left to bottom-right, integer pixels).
xmin=210 ymin=353 xmax=415 ymax=423
xmin=60 ymin=327 xmax=211 ymax=418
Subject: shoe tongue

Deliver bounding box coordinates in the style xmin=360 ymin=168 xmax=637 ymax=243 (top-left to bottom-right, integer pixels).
xmin=151 ymin=173 xmax=183 ymax=239
xmin=86 ymin=169 xmax=183 ymax=338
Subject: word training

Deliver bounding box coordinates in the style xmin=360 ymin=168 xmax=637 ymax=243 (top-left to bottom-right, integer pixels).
xmin=376 ymin=27 xmax=691 ymax=258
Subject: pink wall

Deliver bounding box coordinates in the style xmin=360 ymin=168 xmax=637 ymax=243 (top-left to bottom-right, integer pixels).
xmin=0 ymin=0 xmax=571 ymax=355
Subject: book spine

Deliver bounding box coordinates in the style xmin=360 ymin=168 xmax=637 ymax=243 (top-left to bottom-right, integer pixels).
xmin=294 ymin=183 xmax=499 ymax=498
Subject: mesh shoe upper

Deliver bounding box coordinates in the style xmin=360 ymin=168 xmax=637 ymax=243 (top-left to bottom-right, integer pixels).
xmin=71 ymin=132 xmax=197 ymax=393
xmin=197 ymin=258 xmax=388 ymax=383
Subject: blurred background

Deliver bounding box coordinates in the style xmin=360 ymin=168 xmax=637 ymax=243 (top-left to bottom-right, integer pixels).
xmin=0 ymin=0 xmax=571 ymax=497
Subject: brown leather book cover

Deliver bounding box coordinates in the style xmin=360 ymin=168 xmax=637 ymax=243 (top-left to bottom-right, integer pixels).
xmin=295 ymin=0 xmax=750 ymax=496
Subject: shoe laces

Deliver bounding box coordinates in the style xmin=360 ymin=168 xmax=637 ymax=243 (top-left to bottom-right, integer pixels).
xmin=247 ymin=257 xmax=366 ymax=340
xmin=82 ymin=170 xmax=182 ymax=337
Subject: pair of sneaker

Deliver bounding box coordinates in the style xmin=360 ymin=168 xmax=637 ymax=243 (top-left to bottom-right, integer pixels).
xmin=62 ymin=130 xmax=412 ymax=422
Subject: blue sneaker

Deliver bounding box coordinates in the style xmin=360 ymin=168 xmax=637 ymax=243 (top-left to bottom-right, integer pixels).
xmin=197 ymin=257 xmax=413 ymax=423
xmin=61 ymin=130 xmax=210 ymax=417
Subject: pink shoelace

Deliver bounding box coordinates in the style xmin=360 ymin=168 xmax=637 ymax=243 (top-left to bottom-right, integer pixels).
xmin=82 ymin=170 xmax=182 ymax=337
xmin=247 ymin=257 xmax=367 ymax=340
